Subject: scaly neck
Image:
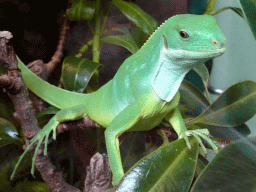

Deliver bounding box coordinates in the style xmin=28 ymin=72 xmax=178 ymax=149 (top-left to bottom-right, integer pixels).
xmin=136 ymin=28 xmax=192 ymax=102
xmin=152 ymin=52 xmax=190 ymax=102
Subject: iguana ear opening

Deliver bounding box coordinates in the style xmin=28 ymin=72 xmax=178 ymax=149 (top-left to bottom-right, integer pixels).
xmin=162 ymin=35 xmax=168 ymax=50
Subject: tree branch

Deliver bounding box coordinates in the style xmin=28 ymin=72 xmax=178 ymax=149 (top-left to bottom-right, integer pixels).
xmin=0 ymin=31 xmax=82 ymax=192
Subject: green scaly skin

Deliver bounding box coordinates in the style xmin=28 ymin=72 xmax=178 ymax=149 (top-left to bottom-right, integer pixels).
xmin=11 ymin=14 xmax=226 ymax=184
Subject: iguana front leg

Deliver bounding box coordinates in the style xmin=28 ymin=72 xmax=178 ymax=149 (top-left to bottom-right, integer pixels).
xmin=11 ymin=105 xmax=88 ymax=179
xmin=105 ymin=104 xmax=142 ymax=185
xmin=166 ymin=107 xmax=218 ymax=154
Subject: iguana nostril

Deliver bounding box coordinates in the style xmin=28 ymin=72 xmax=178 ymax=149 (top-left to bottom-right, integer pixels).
xmin=212 ymin=39 xmax=219 ymax=46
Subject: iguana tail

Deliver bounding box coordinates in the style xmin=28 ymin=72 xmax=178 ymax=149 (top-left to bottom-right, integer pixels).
xmin=17 ymin=57 xmax=88 ymax=109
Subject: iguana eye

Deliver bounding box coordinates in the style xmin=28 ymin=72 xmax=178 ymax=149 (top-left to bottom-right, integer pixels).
xmin=179 ymin=31 xmax=189 ymax=38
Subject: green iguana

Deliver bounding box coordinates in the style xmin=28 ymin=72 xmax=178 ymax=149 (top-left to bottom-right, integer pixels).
xmin=11 ymin=14 xmax=226 ymax=184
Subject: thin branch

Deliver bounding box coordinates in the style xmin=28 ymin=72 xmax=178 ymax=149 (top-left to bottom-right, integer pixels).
xmin=45 ymin=13 xmax=69 ymax=73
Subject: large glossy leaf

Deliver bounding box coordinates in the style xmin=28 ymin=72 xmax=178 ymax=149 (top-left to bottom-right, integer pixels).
xmin=180 ymin=80 xmax=210 ymax=116
xmin=112 ymin=0 xmax=158 ymax=35
xmin=239 ymin=0 xmax=256 ymax=39
xmin=67 ymin=0 xmax=95 ymax=21
xmin=101 ymin=34 xmax=139 ymax=54
xmin=191 ymin=137 xmax=256 ymax=191
xmin=195 ymin=158 xmax=206 ymax=177
xmin=115 ymin=138 xmax=199 ymax=192
xmin=199 ymin=124 xmax=251 ymax=141
xmin=192 ymin=64 xmax=210 ymax=101
xmin=120 ymin=132 xmax=146 ymax=173
xmin=0 ymin=117 xmax=19 ymax=147
xmin=62 ymin=56 xmax=103 ymax=93
xmin=190 ymin=80 xmax=256 ymax=127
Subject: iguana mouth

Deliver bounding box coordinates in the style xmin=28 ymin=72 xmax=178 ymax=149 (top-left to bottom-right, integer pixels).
xmin=166 ymin=47 xmax=226 ymax=60
xmin=162 ymin=35 xmax=226 ymax=59
xmin=192 ymin=47 xmax=226 ymax=58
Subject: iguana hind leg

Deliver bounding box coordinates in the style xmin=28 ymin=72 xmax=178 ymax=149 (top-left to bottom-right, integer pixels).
xmin=11 ymin=105 xmax=87 ymax=179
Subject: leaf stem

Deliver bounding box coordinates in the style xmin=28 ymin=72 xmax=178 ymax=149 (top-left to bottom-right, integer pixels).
xmin=91 ymin=0 xmax=102 ymax=90
xmin=91 ymin=0 xmax=106 ymax=152
xmin=100 ymin=2 xmax=114 ymax=34
xmin=204 ymin=0 xmax=216 ymax=14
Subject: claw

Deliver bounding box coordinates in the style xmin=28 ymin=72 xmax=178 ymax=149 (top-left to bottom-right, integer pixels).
xmin=11 ymin=122 xmax=56 ymax=180
xmin=179 ymin=128 xmax=218 ymax=154
xmin=181 ymin=134 xmax=191 ymax=150
xmin=44 ymin=135 xmax=49 ymax=155
xmin=53 ymin=126 xmax=57 ymax=140
xmin=31 ymin=137 xmax=44 ymax=174
xmin=194 ymin=131 xmax=218 ymax=153
xmin=191 ymin=132 xmax=207 ymax=154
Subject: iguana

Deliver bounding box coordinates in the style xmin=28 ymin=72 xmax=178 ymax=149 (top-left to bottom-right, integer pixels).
xmin=11 ymin=14 xmax=226 ymax=184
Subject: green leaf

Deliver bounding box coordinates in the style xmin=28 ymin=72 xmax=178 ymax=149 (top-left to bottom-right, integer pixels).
xmin=36 ymin=106 xmax=59 ymax=119
xmin=67 ymin=0 xmax=95 ymax=21
xmin=13 ymin=181 xmax=50 ymax=192
xmin=195 ymin=158 xmax=206 ymax=177
xmin=102 ymin=27 xmax=141 ymax=53
xmin=191 ymin=137 xmax=256 ymax=192
xmin=120 ymin=132 xmax=146 ymax=173
xmin=180 ymin=80 xmax=210 ymax=115
xmin=1 ymin=149 xmax=31 ymax=182
xmin=200 ymin=124 xmax=251 ymax=141
xmin=0 ymin=99 xmax=17 ymax=126
xmin=0 ymin=63 xmax=7 ymax=75
xmin=0 ymin=117 xmax=19 ymax=147
xmin=112 ymin=0 xmax=158 ymax=35
xmin=229 ymin=7 xmax=244 ymax=18
xmin=190 ymin=80 xmax=256 ymax=127
xmin=239 ymin=0 xmax=256 ymax=39
xmin=192 ymin=64 xmax=210 ymax=101
xmin=0 ymin=90 xmax=17 ymax=127
xmin=36 ymin=106 xmax=59 ymax=128
xmin=62 ymin=56 xmax=103 ymax=93
xmin=130 ymin=25 xmax=150 ymax=48
xmin=211 ymin=7 xmax=244 ymax=18
xmin=101 ymin=34 xmax=139 ymax=54
xmin=0 ymin=156 xmax=15 ymax=191
xmin=116 ymin=138 xmax=199 ymax=192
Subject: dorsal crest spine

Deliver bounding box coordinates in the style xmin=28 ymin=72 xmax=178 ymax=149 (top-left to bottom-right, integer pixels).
xmin=139 ymin=15 xmax=177 ymax=50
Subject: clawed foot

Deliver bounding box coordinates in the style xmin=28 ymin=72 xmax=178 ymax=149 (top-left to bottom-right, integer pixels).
xmin=179 ymin=129 xmax=218 ymax=154
xmin=11 ymin=122 xmax=57 ymax=179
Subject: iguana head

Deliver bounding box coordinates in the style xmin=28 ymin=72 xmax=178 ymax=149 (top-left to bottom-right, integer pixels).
xmin=149 ymin=14 xmax=226 ymax=102
xmin=162 ymin=14 xmax=226 ymax=67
